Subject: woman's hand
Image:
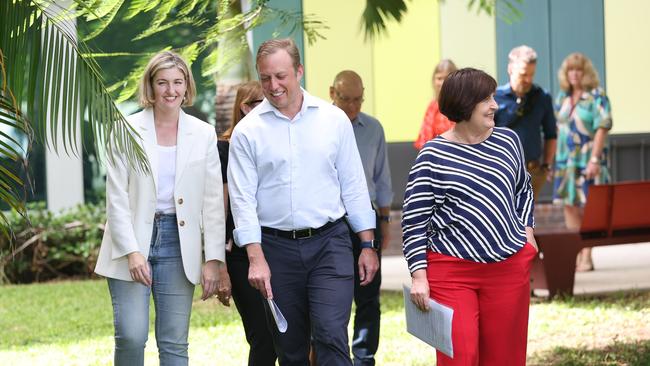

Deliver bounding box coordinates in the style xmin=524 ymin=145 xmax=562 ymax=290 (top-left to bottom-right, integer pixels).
xmin=525 ymin=226 xmax=539 ymax=253
xmin=216 ymin=262 xmax=232 ymax=306
xmin=127 ymin=252 xmax=151 ymax=286
xmin=200 ymin=260 xmax=220 ymax=300
xmin=410 ymin=269 xmax=430 ymax=312
xmin=584 ymin=161 xmax=600 ymax=180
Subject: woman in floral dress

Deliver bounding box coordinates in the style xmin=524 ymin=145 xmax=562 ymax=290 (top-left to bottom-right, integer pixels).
xmin=553 ymin=52 xmax=612 ymax=271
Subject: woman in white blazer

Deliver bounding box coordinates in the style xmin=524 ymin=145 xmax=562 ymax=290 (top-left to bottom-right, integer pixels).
xmin=95 ymin=51 xmax=227 ymax=366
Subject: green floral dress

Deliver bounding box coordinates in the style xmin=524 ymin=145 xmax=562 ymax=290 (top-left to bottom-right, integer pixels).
xmin=553 ymin=88 xmax=612 ymax=206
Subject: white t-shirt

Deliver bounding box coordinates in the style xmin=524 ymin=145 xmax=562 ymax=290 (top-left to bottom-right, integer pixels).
xmin=156 ymin=145 xmax=177 ymax=213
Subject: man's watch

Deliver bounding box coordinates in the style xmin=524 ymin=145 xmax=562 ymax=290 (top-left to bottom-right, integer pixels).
xmin=379 ymin=215 xmax=392 ymax=223
xmin=360 ymin=239 xmax=379 ymax=251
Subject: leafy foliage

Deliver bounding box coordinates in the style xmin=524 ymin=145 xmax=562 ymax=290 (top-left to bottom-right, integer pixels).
xmin=361 ymin=0 xmax=524 ymax=39
xmin=0 ymin=201 xmax=106 ymax=284
xmin=0 ymin=0 xmax=150 ymax=239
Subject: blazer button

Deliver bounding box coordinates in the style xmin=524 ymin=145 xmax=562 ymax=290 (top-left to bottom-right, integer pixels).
xmin=178 ymin=198 xmax=183 ymax=204
xmin=179 ymin=220 xmax=185 ymax=227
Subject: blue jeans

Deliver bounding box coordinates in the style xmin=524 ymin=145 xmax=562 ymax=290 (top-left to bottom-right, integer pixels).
xmin=107 ymin=213 xmax=195 ymax=366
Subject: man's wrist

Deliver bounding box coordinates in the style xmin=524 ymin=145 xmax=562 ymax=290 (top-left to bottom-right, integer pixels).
xmin=360 ymin=239 xmax=379 ymax=251
xmin=379 ymin=215 xmax=392 ymax=223
xmin=245 ymin=243 xmax=264 ymax=261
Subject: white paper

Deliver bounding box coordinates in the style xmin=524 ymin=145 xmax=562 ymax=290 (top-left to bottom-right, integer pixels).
xmin=403 ymin=284 xmax=454 ymax=358
xmin=267 ymin=298 xmax=288 ymax=333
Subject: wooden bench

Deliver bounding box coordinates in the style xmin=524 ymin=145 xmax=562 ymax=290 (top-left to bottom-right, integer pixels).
xmin=531 ymin=181 xmax=650 ymax=297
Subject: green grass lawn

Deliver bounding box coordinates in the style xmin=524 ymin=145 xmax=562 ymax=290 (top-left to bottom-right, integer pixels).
xmin=1 ymin=280 xmax=649 ymax=365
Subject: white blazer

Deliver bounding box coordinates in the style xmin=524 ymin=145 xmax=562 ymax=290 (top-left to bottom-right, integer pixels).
xmin=95 ymin=108 xmax=225 ymax=284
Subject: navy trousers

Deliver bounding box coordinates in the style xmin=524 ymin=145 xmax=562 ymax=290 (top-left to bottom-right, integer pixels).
xmin=227 ymin=250 xmax=277 ymax=366
xmin=262 ymin=220 xmax=354 ymax=366
xmin=350 ymin=219 xmax=382 ymax=366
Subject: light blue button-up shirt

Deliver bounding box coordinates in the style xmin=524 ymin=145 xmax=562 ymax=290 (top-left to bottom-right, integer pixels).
xmin=228 ymin=89 xmax=376 ymax=247
xmin=352 ymin=112 xmax=393 ymax=208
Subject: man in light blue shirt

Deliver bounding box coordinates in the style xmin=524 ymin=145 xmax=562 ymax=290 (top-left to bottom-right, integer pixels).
xmin=228 ymin=38 xmax=379 ymax=365
xmin=330 ymin=70 xmax=392 ymax=366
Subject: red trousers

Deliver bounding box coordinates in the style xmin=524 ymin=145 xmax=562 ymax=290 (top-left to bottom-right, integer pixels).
xmin=427 ymin=243 xmax=537 ymax=366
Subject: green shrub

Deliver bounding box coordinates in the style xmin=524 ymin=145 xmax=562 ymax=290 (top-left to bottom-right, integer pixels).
xmin=0 ymin=201 xmax=106 ymax=284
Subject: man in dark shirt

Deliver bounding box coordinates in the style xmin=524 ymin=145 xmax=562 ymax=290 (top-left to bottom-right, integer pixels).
xmin=495 ymin=45 xmax=557 ymax=199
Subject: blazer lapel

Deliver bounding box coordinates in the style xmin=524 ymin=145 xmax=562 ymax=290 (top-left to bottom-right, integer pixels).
xmin=175 ymin=110 xmax=196 ymax=187
xmin=137 ymin=109 xmax=159 ymax=192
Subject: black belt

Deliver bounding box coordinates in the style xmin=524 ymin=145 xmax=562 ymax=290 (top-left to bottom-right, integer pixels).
xmin=262 ymin=217 xmax=344 ymax=240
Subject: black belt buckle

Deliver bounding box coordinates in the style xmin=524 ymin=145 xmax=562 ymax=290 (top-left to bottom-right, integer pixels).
xmin=292 ymin=228 xmax=313 ymax=239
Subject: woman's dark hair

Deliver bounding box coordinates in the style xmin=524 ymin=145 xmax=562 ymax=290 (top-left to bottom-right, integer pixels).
xmin=438 ymin=68 xmax=497 ymax=123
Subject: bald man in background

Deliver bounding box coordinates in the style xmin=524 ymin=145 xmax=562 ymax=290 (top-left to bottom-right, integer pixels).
xmin=330 ymin=70 xmax=393 ymax=365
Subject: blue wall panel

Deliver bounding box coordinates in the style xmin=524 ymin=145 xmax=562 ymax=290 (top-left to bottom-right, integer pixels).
xmin=548 ymin=0 xmax=606 ymax=94
xmin=496 ymin=0 xmax=605 ymax=97
xmin=251 ymin=0 xmax=305 ymax=86
xmin=496 ymin=0 xmax=552 ymax=90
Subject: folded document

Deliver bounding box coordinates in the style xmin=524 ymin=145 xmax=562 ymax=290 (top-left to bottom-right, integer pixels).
xmin=403 ymin=285 xmax=454 ymax=358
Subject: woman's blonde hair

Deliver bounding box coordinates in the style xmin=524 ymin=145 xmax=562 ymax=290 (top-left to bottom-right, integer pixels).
xmin=557 ymin=52 xmax=600 ymax=92
xmin=221 ymin=81 xmax=263 ymax=140
xmin=433 ymin=59 xmax=457 ymax=78
xmin=138 ymin=50 xmax=197 ymax=108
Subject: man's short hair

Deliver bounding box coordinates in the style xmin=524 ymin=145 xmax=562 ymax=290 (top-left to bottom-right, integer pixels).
xmin=508 ymin=45 xmax=538 ymax=66
xmin=438 ymin=68 xmax=497 ymax=123
xmin=256 ymin=38 xmax=302 ymax=72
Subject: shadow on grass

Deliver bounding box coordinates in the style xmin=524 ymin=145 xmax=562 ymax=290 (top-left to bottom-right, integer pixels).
xmin=529 ymin=339 xmax=650 ymax=366
xmin=533 ymin=290 xmax=650 ymax=311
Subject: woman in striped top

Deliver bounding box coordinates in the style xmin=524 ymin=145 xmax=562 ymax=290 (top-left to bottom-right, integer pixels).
xmin=403 ymin=68 xmax=537 ymax=366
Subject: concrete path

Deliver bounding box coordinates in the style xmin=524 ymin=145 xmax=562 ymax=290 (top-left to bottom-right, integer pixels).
xmin=380 ymin=242 xmax=650 ymax=296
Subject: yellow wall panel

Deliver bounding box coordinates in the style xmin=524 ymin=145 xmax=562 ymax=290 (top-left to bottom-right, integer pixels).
xmin=373 ymin=0 xmax=440 ymax=142
xmin=439 ymin=1 xmax=496 ymax=76
xmin=302 ymin=0 xmax=375 ymax=114
xmin=604 ymin=0 xmax=650 ymax=134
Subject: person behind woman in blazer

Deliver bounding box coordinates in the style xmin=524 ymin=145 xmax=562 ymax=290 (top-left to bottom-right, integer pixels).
xmin=218 ymin=81 xmax=277 ymax=365
xmin=95 ymin=50 xmax=228 ymax=366
xmin=403 ymin=68 xmax=537 ymax=365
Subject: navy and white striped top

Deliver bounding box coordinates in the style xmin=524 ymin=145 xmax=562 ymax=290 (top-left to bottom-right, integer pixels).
xmin=401 ymin=127 xmax=535 ymax=274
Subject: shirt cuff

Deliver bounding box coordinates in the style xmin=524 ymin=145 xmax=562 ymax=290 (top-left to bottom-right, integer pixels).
xmin=346 ymin=210 xmax=377 ymax=233
xmin=233 ymin=225 xmax=261 ymax=247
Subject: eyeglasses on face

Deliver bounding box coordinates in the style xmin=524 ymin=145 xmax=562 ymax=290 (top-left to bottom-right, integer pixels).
xmin=335 ymin=91 xmax=364 ymax=104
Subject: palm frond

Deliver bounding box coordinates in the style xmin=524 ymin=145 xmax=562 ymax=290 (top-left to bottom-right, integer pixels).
xmin=362 ymin=0 xmax=524 ymax=39
xmin=133 ymin=16 xmax=205 ymax=41
xmin=80 ymin=0 xmax=125 ymax=41
xmin=264 ymin=7 xmax=328 ymax=45
xmin=361 ymin=0 xmax=409 ymax=40
xmin=125 ymin=0 xmax=162 ymax=20
xmin=0 ymin=93 xmax=30 ymax=238
xmin=0 ymin=0 xmax=150 ymax=238
xmin=131 ymin=0 xmax=184 ymax=40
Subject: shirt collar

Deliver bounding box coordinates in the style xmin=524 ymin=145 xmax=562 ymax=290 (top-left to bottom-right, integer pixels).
xmin=257 ymin=88 xmax=318 ymax=120
xmin=500 ymin=83 xmax=539 ymax=98
xmin=351 ymin=113 xmax=365 ymax=126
